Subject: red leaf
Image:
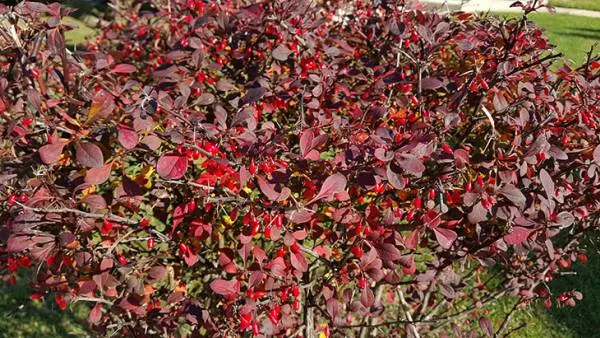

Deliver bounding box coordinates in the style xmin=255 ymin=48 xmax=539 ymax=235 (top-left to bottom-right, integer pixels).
xmin=117 ymin=124 xmax=138 ymax=150
xmin=404 ymin=229 xmax=419 ymax=249
xmin=454 ymin=149 xmax=469 ymax=168
xmin=110 ymin=63 xmax=136 ymax=74
xmin=210 ymin=279 xmax=239 ymax=296
xmin=307 ymin=173 xmax=347 ymax=205
xmin=433 ymin=228 xmax=457 ymax=249
xmin=88 ymin=303 xmax=103 ymax=324
xmin=39 ymin=142 xmax=65 ymax=164
xmin=156 ymin=154 xmax=188 ymax=179
xmin=76 ymin=142 xmax=104 ymax=168
xmin=85 ymin=163 xmax=112 ymax=185
xmin=504 ymin=226 xmax=532 ymax=245
xmin=290 ymin=251 xmax=308 ymax=272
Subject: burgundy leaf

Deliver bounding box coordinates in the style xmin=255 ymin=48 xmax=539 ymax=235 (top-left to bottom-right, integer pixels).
xmin=156 ymin=154 xmax=188 ymax=179
xmin=210 ymin=279 xmax=240 ymax=296
xmin=117 ymin=124 xmax=138 ymax=150
xmin=39 ymin=142 xmax=65 ymax=164
xmin=257 ymin=176 xmax=291 ymax=202
xmin=76 ymin=142 xmax=104 ymax=168
xmin=433 ymin=228 xmax=457 ymax=249
xmin=360 ymin=287 xmax=374 ymax=308
xmin=290 ymin=251 xmax=308 ymax=272
xmin=85 ymin=163 xmax=112 ymax=185
xmin=110 ymin=63 xmax=136 ymax=74
xmin=306 ymin=173 xmax=347 ymax=204
xmin=504 ymin=226 xmax=532 ymax=245
xmin=539 ymin=169 xmax=555 ymax=200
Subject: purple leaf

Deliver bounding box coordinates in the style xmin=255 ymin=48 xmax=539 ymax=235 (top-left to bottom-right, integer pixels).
xmin=397 ymin=154 xmax=425 ymax=176
xmin=539 ymin=169 xmax=555 ymax=200
xmin=500 ymin=184 xmax=527 ymax=209
xmin=272 ymin=44 xmax=293 ymax=61
xmin=257 ymin=176 xmax=291 ymax=202
xmin=421 ymin=77 xmax=444 ymax=90
xmin=594 ymin=145 xmax=600 ymax=162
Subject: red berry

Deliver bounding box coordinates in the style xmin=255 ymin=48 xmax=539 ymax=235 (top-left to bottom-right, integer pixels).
xmin=6 ymin=194 xmax=17 ymax=206
xmin=187 ymin=200 xmax=196 ymax=213
xmin=117 ymin=255 xmax=127 ymax=265
xmin=291 ymin=242 xmax=300 ymax=254
xmin=292 ymin=285 xmax=300 ymax=298
xmin=147 ymin=238 xmax=155 ymax=250
xmin=359 ymin=276 xmax=367 ymax=289
xmin=22 ymin=117 xmax=34 ymax=127
xmin=179 ymin=243 xmax=189 ymax=256
xmin=441 ymin=143 xmax=453 ymax=155
xmin=102 ymin=220 xmax=113 ymax=235
xmin=251 ymin=321 xmax=259 ymax=335
xmin=428 ymin=189 xmax=436 ymax=200
xmin=139 ymin=219 xmax=150 ymax=228
xmin=414 ymin=197 xmax=422 ymax=209
xmin=465 ymin=181 xmax=472 ymax=192
xmin=350 ymin=245 xmax=363 ymax=259
xmin=55 ymin=295 xmax=67 ymax=310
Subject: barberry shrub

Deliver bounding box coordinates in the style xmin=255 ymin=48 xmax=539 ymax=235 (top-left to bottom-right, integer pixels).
xmin=0 ymin=0 xmax=599 ymax=336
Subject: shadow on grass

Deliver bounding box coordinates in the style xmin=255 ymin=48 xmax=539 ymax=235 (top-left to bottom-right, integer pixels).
xmin=556 ymin=30 xmax=600 ymax=42
xmin=544 ymin=234 xmax=600 ymax=337
xmin=0 ymin=272 xmax=89 ymax=338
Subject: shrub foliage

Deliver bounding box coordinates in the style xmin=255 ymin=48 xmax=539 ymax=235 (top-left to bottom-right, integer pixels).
xmin=0 ymin=0 xmax=599 ymax=336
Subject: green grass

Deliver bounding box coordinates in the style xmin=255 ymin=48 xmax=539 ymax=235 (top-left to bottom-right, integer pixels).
xmin=549 ymin=0 xmax=600 ymax=12
xmin=64 ymin=16 xmax=97 ymax=46
xmin=495 ymin=12 xmax=600 ymax=65
xmin=0 ymin=272 xmax=89 ymax=338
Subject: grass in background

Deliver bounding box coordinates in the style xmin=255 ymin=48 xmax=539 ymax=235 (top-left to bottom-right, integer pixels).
xmin=495 ymin=12 xmax=600 ymax=65
xmin=549 ymin=0 xmax=600 ymax=12
xmin=0 ymin=272 xmax=89 ymax=338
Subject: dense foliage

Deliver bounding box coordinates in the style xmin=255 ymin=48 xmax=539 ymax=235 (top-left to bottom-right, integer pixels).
xmin=0 ymin=0 xmax=599 ymax=336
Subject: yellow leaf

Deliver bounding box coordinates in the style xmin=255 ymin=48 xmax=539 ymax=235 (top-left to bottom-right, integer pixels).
xmin=222 ymin=215 xmax=234 ymax=225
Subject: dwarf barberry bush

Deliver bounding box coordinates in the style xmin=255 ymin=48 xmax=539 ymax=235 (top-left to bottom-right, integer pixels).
xmin=0 ymin=0 xmax=599 ymax=336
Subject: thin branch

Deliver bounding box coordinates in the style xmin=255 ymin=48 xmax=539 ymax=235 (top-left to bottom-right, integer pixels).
xmin=16 ymin=202 xmax=139 ymax=225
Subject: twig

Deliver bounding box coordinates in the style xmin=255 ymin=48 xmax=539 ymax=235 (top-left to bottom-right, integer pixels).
xmin=16 ymin=202 xmax=139 ymax=225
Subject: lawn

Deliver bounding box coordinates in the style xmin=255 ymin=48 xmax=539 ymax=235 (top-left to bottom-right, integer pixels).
xmin=549 ymin=0 xmax=600 ymax=12
xmin=0 ymin=273 xmax=89 ymax=338
xmin=495 ymin=12 xmax=600 ymax=65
